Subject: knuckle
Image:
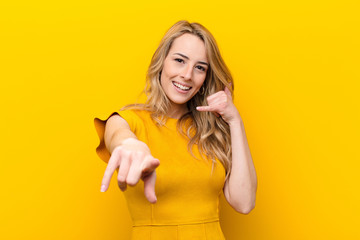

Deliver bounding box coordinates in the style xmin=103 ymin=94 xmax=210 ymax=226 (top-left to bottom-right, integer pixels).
xmin=117 ymin=175 xmax=126 ymax=183
xmin=121 ymin=149 xmax=131 ymax=157
xmin=127 ymin=152 xmax=134 ymax=162
xmin=130 ymin=151 xmax=140 ymax=162
xmin=104 ymin=166 xmax=115 ymax=176
xmin=144 ymin=154 xmax=153 ymax=161
xmin=126 ymin=178 xmax=137 ymax=186
xmin=131 ymin=152 xmax=140 ymax=162
xmin=139 ymin=161 xmax=147 ymax=170
xmin=138 ymin=151 xmax=147 ymax=160
xmin=113 ymin=146 xmax=123 ymax=155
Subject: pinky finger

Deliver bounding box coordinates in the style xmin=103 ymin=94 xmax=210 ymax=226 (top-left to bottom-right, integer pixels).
xmin=196 ymin=106 xmax=220 ymax=117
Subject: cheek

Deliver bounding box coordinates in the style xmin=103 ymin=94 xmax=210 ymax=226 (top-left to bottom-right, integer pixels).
xmin=195 ymin=75 xmax=206 ymax=88
xmin=165 ymin=65 xmax=179 ymax=78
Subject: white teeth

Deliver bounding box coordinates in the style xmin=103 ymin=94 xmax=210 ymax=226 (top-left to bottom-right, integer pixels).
xmin=173 ymin=82 xmax=191 ymax=90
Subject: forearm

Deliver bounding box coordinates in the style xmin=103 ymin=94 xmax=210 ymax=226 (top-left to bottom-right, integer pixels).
xmin=226 ymin=119 xmax=257 ymax=213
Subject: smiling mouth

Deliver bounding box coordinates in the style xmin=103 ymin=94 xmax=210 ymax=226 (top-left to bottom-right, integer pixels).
xmin=172 ymin=81 xmax=192 ymax=91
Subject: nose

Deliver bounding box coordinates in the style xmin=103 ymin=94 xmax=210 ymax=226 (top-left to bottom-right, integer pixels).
xmin=181 ymin=64 xmax=192 ymax=81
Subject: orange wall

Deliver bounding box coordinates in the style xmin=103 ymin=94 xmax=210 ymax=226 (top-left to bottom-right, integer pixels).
xmin=1 ymin=0 xmax=359 ymax=239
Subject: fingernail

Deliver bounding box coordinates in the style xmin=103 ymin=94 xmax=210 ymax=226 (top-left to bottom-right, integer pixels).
xmin=100 ymin=185 xmax=106 ymax=192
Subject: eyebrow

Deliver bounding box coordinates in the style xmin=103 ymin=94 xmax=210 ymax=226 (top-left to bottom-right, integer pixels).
xmin=173 ymin=53 xmax=209 ymax=66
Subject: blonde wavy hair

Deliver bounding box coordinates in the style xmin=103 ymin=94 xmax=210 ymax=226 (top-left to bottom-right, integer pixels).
xmin=122 ymin=20 xmax=234 ymax=180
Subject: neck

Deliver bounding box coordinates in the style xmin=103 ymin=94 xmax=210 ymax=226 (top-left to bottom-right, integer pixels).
xmin=167 ymin=103 xmax=188 ymax=119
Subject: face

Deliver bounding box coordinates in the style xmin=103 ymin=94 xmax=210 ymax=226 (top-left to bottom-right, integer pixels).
xmin=160 ymin=33 xmax=208 ymax=114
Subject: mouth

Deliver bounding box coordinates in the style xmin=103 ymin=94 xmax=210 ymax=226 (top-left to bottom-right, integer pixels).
xmin=172 ymin=81 xmax=192 ymax=91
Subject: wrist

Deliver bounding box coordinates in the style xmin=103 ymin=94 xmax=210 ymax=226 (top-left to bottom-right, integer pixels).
xmin=119 ymin=137 xmax=151 ymax=154
xmin=228 ymin=113 xmax=243 ymax=127
xmin=121 ymin=137 xmax=138 ymax=145
xmin=110 ymin=137 xmax=138 ymax=154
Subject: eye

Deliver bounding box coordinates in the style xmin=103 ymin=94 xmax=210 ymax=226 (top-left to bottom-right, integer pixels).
xmin=174 ymin=58 xmax=184 ymax=63
xmin=196 ymin=65 xmax=206 ymax=72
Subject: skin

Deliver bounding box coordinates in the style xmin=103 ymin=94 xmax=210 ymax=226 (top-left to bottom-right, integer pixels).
xmin=160 ymin=33 xmax=208 ymax=119
xmin=101 ymin=33 xmax=257 ymax=213
xmin=197 ymin=88 xmax=258 ymax=214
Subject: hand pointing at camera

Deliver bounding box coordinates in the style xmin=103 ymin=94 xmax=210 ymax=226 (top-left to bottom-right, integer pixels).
xmin=100 ymin=115 xmax=160 ymax=204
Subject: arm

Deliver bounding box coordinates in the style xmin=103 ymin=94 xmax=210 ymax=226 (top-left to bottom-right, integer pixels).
xmin=104 ymin=114 xmax=137 ymax=154
xmin=223 ymin=118 xmax=257 ymax=214
xmin=196 ymin=87 xmax=258 ymax=214
xmin=100 ymin=113 xmax=160 ymax=203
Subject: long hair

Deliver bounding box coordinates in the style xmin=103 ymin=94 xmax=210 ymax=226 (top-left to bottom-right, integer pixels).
xmin=123 ymin=20 xmax=234 ymax=180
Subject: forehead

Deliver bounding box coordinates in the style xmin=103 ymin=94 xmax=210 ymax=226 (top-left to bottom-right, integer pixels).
xmin=169 ymin=33 xmax=207 ymax=61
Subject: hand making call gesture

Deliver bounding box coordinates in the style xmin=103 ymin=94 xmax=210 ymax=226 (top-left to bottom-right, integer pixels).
xmin=196 ymin=86 xmax=242 ymax=125
xmin=100 ymin=115 xmax=160 ymax=204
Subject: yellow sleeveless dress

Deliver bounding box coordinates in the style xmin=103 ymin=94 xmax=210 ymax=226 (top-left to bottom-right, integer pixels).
xmin=94 ymin=109 xmax=226 ymax=240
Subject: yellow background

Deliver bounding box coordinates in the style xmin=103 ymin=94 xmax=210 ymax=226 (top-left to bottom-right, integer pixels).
xmin=1 ymin=0 xmax=359 ymax=239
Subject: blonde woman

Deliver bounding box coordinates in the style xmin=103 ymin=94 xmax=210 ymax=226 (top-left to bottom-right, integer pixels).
xmin=94 ymin=20 xmax=257 ymax=239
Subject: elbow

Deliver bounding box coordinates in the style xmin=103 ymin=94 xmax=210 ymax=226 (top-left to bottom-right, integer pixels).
xmin=238 ymin=203 xmax=255 ymax=215
xmin=231 ymin=199 xmax=256 ymax=215
xmin=224 ymin=181 xmax=258 ymax=215
xmin=235 ymin=203 xmax=255 ymax=215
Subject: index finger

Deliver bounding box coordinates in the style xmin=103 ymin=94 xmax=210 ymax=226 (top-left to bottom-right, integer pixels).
xmin=100 ymin=148 xmax=122 ymax=192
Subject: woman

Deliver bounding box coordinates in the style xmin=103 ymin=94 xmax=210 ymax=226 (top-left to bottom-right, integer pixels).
xmin=94 ymin=20 xmax=257 ymax=239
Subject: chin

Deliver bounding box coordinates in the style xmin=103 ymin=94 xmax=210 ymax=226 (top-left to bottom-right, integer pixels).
xmin=170 ymin=99 xmax=189 ymax=105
